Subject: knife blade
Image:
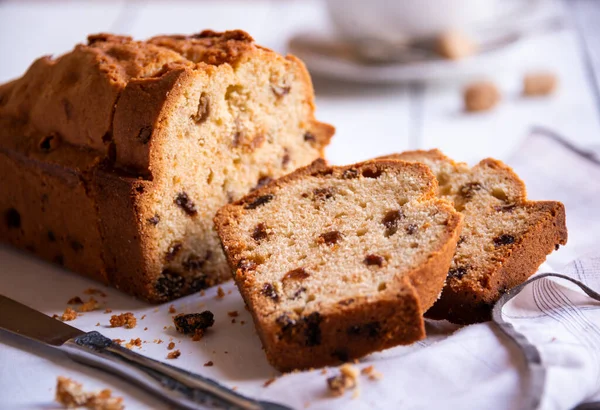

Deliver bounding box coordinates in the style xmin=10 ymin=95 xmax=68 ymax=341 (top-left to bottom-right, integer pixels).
xmin=0 ymin=294 xmax=290 ymax=410
xmin=0 ymin=295 xmax=84 ymax=345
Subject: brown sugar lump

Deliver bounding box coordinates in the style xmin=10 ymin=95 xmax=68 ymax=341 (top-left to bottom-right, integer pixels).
xmin=0 ymin=30 xmax=334 ymax=302
xmin=436 ymin=30 xmax=477 ymax=60
xmin=523 ymin=71 xmax=557 ymax=96
xmin=214 ymin=159 xmax=463 ymax=371
xmin=463 ymin=81 xmax=500 ymax=112
xmin=382 ymin=150 xmax=567 ymax=324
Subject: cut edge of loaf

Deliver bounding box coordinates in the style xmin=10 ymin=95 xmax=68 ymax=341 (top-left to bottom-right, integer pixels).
xmin=215 ymin=159 xmax=463 ymax=370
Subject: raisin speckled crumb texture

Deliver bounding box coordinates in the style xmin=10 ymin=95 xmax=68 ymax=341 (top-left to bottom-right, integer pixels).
xmin=0 ymin=29 xmax=334 ymax=303
xmin=463 ymin=81 xmax=500 ymax=112
xmin=382 ymin=149 xmax=567 ymax=324
xmin=215 ymin=159 xmax=462 ymax=371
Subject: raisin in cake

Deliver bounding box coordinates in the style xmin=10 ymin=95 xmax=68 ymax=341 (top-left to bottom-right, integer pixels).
xmin=0 ymin=31 xmax=334 ymax=302
xmin=383 ymin=150 xmax=567 ymax=324
xmin=215 ymin=159 xmax=463 ymax=371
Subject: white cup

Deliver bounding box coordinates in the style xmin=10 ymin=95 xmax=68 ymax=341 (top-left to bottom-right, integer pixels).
xmin=325 ymin=0 xmax=503 ymax=42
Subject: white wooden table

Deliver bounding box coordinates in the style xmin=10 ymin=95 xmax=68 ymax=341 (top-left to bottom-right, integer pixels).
xmin=0 ymin=1 xmax=599 ymax=409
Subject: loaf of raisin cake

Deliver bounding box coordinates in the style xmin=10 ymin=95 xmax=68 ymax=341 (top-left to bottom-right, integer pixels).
xmin=0 ymin=31 xmax=334 ymax=302
xmin=215 ymin=159 xmax=462 ymax=371
xmin=384 ymin=150 xmax=567 ymax=324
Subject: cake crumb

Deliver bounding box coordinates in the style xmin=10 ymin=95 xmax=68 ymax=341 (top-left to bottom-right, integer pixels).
xmin=320 ymin=369 xmax=327 ymax=375
xmin=463 ymin=81 xmax=500 ymax=112
xmin=55 ymin=376 xmax=123 ymax=410
xmin=436 ymin=30 xmax=477 ymax=60
xmin=67 ymin=296 xmax=83 ymax=305
xmin=110 ymin=312 xmax=136 ymax=329
xmin=140 ymin=314 xmax=146 ymax=320
xmin=167 ymin=342 xmax=176 ymax=350
xmin=112 ymin=339 xmax=124 ymax=345
xmin=168 ymin=305 xmax=177 ymax=314
xmin=55 ymin=376 xmax=88 ymax=407
xmin=126 ymin=338 xmax=142 ymax=349
xmin=200 ymin=290 xmax=206 ymax=297
xmin=216 ymin=287 xmax=225 ymax=299
xmin=144 ymin=327 xmax=148 ymax=331
xmin=327 ymin=364 xmax=359 ymax=397
xmin=263 ymin=377 xmax=276 ymax=387
xmin=361 ymin=365 xmax=383 ymax=380
xmin=174 ymin=311 xmax=214 ymax=338
xmin=154 ymin=339 xmax=163 ymax=344
xmin=204 ymin=361 xmax=214 ymax=367
xmin=79 ymin=297 xmax=100 ymax=312
xmin=87 ymin=389 xmax=123 ymax=410
xmin=104 ymin=308 xmax=112 ymax=314
xmin=523 ymin=71 xmax=557 ymax=96
xmin=227 ymin=310 xmax=239 ymax=317
xmin=60 ymin=307 xmax=78 ymax=322
xmin=95 ymin=322 xmax=100 ymax=327
xmin=192 ymin=330 xmax=205 ymax=341
xmin=227 ymin=289 xmax=232 ymax=295
xmin=167 ymin=350 xmax=181 ymax=359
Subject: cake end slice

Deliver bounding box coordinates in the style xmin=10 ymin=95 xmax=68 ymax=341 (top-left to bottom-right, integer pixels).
xmin=384 ymin=150 xmax=567 ymax=324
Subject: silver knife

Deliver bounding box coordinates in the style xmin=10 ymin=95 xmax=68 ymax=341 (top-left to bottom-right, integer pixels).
xmin=0 ymin=294 xmax=290 ymax=410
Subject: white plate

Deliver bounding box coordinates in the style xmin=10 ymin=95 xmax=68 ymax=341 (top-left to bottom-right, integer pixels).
xmin=288 ymin=0 xmax=560 ymax=84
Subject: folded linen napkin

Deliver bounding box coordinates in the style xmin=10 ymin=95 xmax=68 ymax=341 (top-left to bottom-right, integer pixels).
xmin=253 ymin=128 xmax=600 ymax=410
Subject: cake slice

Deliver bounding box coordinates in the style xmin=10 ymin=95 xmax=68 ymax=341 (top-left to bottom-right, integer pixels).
xmin=0 ymin=31 xmax=333 ymax=301
xmin=215 ymin=159 xmax=462 ymax=371
xmin=383 ymin=150 xmax=567 ymax=324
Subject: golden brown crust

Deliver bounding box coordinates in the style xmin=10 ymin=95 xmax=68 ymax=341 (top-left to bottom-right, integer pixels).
xmin=0 ymin=147 xmax=107 ymax=283
xmin=215 ymin=159 xmax=462 ymax=371
xmin=0 ymin=30 xmax=333 ymax=175
xmin=0 ymin=30 xmax=334 ymax=302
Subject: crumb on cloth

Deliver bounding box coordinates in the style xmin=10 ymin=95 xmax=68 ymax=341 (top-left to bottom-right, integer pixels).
xmin=327 ymin=364 xmax=359 ymax=397
xmin=59 ymin=307 xmax=78 ymax=322
xmin=55 ymin=376 xmax=124 ymax=410
xmin=109 ymin=312 xmax=136 ymax=329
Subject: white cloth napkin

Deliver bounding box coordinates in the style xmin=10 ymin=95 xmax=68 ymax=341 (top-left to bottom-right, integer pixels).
xmin=252 ymin=129 xmax=600 ymax=410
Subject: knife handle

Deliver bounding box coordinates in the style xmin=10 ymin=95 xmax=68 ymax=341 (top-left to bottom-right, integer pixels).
xmin=59 ymin=331 xmax=288 ymax=410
